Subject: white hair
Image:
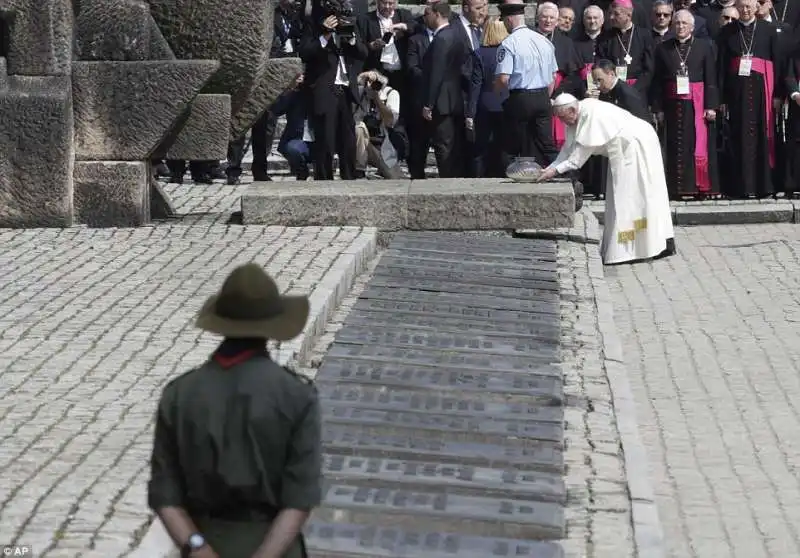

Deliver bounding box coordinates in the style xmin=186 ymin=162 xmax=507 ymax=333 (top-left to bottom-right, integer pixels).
xmin=584 ymin=4 xmax=604 ymax=18
xmin=674 ymin=8 xmax=695 ymax=25
xmin=537 ymin=1 xmax=559 ymax=16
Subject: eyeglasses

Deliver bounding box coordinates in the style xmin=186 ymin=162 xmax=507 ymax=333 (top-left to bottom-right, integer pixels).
xmin=655 ymin=12 xmax=672 ymax=16
xmin=722 ymin=15 xmax=734 ymax=19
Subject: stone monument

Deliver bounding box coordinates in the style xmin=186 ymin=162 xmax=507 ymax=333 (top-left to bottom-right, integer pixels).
xmin=0 ymin=0 xmax=302 ymax=228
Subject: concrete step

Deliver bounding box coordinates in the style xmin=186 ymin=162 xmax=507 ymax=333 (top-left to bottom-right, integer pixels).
xmin=321 ymin=454 xmax=567 ymax=503
xmin=304 ymin=521 xmax=565 ymax=558
xmin=314 ymin=483 xmax=565 ymax=540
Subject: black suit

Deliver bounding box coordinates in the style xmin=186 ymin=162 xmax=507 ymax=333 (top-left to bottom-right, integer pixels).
xmin=299 ymin=24 xmax=368 ymax=180
xmin=407 ymin=30 xmax=433 ymax=178
xmin=600 ymin=79 xmax=651 ymax=122
xmin=421 ymin=24 xmax=470 ymax=177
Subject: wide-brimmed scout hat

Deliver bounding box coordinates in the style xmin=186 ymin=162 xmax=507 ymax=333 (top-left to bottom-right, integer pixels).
xmin=196 ymin=263 xmax=309 ymax=341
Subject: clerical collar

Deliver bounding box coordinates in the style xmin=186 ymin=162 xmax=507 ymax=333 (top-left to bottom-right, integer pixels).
xmin=654 ymin=26 xmax=669 ymax=35
xmin=619 ymin=23 xmax=634 ymax=33
xmin=762 ymin=14 xmax=772 ymax=21
xmin=740 ymin=17 xmax=756 ymax=25
xmin=587 ymin=30 xmax=601 ymax=39
xmin=610 ymin=77 xmax=620 ymax=89
xmin=677 ymin=35 xmax=692 ymax=43
xmin=539 ymin=28 xmax=556 ymax=40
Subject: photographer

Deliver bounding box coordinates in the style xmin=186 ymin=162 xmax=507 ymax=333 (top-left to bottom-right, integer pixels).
xmin=300 ymin=8 xmax=367 ymax=180
xmin=354 ymin=71 xmax=406 ymax=178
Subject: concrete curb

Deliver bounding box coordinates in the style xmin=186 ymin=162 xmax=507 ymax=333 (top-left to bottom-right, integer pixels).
xmin=581 ymin=211 xmax=666 ymax=558
xmin=127 ymin=228 xmax=380 ymax=558
xmin=585 ymin=199 xmax=800 ymax=225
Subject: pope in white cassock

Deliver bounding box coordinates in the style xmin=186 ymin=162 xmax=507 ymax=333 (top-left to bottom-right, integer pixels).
xmin=538 ymin=94 xmax=676 ymax=265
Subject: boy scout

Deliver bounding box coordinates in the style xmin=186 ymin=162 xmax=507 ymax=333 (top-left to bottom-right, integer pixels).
xmin=147 ymin=263 xmax=322 ymax=558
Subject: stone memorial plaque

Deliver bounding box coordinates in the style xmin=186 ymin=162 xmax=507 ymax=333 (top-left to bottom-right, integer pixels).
xmin=379 ymin=250 xmax=558 ymax=269
xmin=352 ymin=299 xmax=562 ymax=327
xmin=390 ymin=232 xmax=558 ymax=255
xmin=359 ymin=288 xmax=560 ymax=315
xmin=367 ymin=277 xmax=559 ymax=298
xmin=319 ymin=386 xmax=564 ymax=423
xmin=325 ymin=344 xmax=562 ymax=376
xmin=334 ymin=327 xmax=560 ymax=358
xmin=318 ymin=484 xmax=565 ymax=539
xmin=314 ymin=360 xmax=563 ymax=403
xmin=376 ymin=257 xmax=558 ymax=279
xmin=322 ymin=455 xmax=567 ymax=503
xmin=322 ymin=407 xmax=563 ymax=443
xmin=322 ymin=425 xmax=564 ymax=473
xmin=304 ymin=521 xmax=565 ymax=558
xmin=346 ymin=312 xmax=561 ymax=342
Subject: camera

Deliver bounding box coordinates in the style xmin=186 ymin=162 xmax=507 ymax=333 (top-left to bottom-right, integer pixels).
xmin=370 ymin=79 xmax=384 ymax=91
xmin=320 ymin=0 xmax=356 ymax=38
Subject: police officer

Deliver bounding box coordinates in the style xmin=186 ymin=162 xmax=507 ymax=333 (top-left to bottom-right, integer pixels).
xmin=494 ymin=0 xmax=559 ymax=166
xmin=148 ymin=263 xmax=321 ymax=558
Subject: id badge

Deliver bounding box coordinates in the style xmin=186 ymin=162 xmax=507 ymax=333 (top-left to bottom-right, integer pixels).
xmin=738 ymin=56 xmax=752 ymax=77
xmin=615 ymin=65 xmax=628 ymax=80
xmin=302 ymin=120 xmax=314 ymax=142
xmin=676 ymin=75 xmax=690 ymax=95
xmin=586 ymin=73 xmax=596 ymax=91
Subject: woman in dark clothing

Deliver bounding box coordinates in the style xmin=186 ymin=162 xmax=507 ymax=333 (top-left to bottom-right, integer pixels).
xmin=467 ymin=19 xmax=510 ymax=177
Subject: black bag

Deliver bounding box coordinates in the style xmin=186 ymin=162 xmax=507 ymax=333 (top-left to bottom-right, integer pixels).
xmin=387 ymin=123 xmax=409 ymax=161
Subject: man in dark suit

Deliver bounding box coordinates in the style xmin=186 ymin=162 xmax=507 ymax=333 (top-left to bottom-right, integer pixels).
xmin=299 ymin=13 xmax=368 ymax=180
xmin=591 ymin=58 xmax=651 ymax=122
xmin=421 ymin=2 xmax=471 ymax=178
xmin=406 ymin=22 xmax=435 ymax=178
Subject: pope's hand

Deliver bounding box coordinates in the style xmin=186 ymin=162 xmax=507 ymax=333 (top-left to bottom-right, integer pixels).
xmin=538 ymin=167 xmax=557 ymax=182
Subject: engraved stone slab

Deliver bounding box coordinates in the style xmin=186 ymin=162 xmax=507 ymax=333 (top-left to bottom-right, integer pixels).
xmin=368 ymin=276 xmax=559 ymax=298
xmin=334 ymin=327 xmax=560 ymax=358
xmin=344 ymin=314 xmax=560 ymax=342
xmin=319 ymin=386 xmax=563 ymax=423
xmin=316 ymin=484 xmax=565 ymax=539
xmin=323 ymin=455 xmax=566 ymax=503
xmin=323 ymin=406 xmax=563 ymax=443
xmin=359 ymin=288 xmax=560 ymax=315
xmin=304 ymin=522 xmax=565 ymax=558
xmin=314 ymin=360 xmax=563 ymax=404
xmin=379 ymin=250 xmax=558 ymax=269
xmin=376 ymin=256 xmax=558 ymax=278
xmin=325 ymin=345 xmax=562 ymax=375
xmin=388 ymin=240 xmax=557 ymax=259
xmin=391 ymin=231 xmax=558 ymax=253
xmin=352 ymin=299 xmax=561 ymax=326
xmin=322 ymin=425 xmax=564 ymax=473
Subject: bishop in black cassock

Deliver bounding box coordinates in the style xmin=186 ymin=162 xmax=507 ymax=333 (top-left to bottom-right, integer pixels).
xmin=716 ymin=0 xmax=781 ymax=197
xmin=596 ymin=0 xmax=656 ymax=97
xmin=652 ymin=12 xmax=720 ymax=198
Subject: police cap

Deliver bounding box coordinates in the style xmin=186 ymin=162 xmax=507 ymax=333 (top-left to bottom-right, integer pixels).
xmin=498 ymin=2 xmax=526 ymax=15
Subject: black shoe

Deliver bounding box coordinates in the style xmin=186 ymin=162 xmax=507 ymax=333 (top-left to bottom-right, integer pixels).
xmin=653 ymin=238 xmax=676 ymax=260
xmin=252 ymin=173 xmax=272 ymax=182
xmin=296 ymin=170 xmax=309 ymax=181
xmin=193 ymin=175 xmax=214 ymax=185
xmin=354 ymin=170 xmax=366 ymax=179
xmin=226 ymin=175 xmax=241 ymax=185
xmin=168 ymin=173 xmax=184 ymax=184
xmin=155 ymin=162 xmax=171 ymax=178
xmin=210 ymin=165 xmax=227 ymax=180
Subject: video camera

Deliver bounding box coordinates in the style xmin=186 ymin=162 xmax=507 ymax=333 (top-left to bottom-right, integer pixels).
xmin=320 ymin=0 xmax=356 ymax=39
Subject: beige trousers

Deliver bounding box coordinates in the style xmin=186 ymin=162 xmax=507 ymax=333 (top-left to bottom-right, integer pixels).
xmin=355 ymin=122 xmax=402 ymax=179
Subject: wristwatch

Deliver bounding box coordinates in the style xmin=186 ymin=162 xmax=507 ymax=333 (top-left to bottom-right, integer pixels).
xmin=180 ymin=533 xmax=206 ymax=557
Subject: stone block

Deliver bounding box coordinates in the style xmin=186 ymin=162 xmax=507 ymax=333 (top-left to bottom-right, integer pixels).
xmin=242 ymin=181 xmax=411 ymax=229
xmin=146 ymin=14 xmax=174 ymax=59
xmin=73 ymin=161 xmax=149 ymax=226
xmin=71 ymin=59 xmax=219 ymax=160
xmin=0 ymin=56 xmax=6 ymax=90
xmin=232 ymin=57 xmax=303 ymax=138
xmin=0 ymin=75 xmax=73 ymax=227
xmin=673 ymin=203 xmax=794 ymax=225
xmin=165 ymin=94 xmax=231 ymax=160
xmin=2 ymin=0 xmax=73 ymax=76
xmin=147 ymin=0 xmax=273 ymax=133
xmin=406 ymin=179 xmax=575 ymax=230
xmin=75 ymin=0 xmax=153 ymax=61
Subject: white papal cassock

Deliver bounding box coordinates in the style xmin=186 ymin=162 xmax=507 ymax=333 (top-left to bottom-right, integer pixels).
xmin=547 ymin=98 xmax=674 ymax=265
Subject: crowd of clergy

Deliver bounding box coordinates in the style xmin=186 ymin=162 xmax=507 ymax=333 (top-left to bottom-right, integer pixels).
xmin=519 ymin=0 xmax=800 ymax=200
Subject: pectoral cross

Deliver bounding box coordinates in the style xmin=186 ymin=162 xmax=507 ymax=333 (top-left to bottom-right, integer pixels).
xmin=624 ymin=54 xmax=633 ymax=65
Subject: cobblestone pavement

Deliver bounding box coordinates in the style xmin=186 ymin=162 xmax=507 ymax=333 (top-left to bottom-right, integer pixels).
xmin=606 ymin=224 xmax=800 ymax=558
xmin=0 ymin=221 xmax=377 ymax=558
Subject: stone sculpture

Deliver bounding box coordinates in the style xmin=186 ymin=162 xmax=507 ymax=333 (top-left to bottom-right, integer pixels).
xmin=0 ymin=0 xmax=303 ymax=228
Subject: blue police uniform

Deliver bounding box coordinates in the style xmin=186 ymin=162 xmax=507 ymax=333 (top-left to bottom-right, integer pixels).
xmin=494 ymin=23 xmax=559 ymax=165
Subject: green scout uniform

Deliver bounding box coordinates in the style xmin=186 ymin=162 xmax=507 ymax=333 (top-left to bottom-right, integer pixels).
xmin=147 ymin=349 xmax=322 ymax=558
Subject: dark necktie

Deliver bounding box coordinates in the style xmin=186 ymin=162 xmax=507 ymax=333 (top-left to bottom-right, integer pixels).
xmin=471 ymin=25 xmax=481 ymax=50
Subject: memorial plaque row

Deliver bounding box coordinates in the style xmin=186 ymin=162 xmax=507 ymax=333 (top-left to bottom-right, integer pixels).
xmin=379 ymin=250 xmax=559 ymax=269
xmin=359 ymin=288 xmax=561 ymax=315
xmin=304 ymin=521 xmax=565 ymax=558
xmin=322 ymin=425 xmax=565 ymax=472
xmin=351 ymin=298 xmax=563 ymax=326
xmin=345 ymin=312 xmax=561 ymax=342
xmin=314 ymin=360 xmax=563 ymax=403
xmin=390 ymin=233 xmax=558 ymax=254
xmin=367 ymin=277 xmax=560 ymax=299
xmin=334 ymin=327 xmax=560 ymax=358
xmin=372 ymin=266 xmax=560 ymax=291
xmin=325 ymin=344 xmax=562 ymax=376
xmin=322 ymin=455 xmax=567 ymax=503
xmin=321 ymin=483 xmax=565 ymax=532
xmin=320 ymin=386 xmax=564 ymax=421
xmin=378 ymin=255 xmax=558 ymax=274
